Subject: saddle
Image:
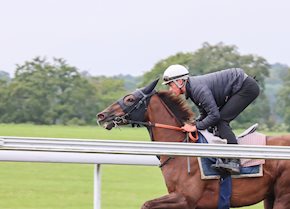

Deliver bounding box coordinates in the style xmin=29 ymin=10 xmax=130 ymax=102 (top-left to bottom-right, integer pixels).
xmin=197 ymin=123 xmax=266 ymax=180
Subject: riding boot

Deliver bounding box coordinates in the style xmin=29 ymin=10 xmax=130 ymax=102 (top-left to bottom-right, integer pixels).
xmin=211 ymin=158 xmax=241 ymax=175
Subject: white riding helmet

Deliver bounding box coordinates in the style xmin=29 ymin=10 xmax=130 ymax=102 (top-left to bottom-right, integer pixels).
xmin=162 ymin=64 xmax=189 ymax=85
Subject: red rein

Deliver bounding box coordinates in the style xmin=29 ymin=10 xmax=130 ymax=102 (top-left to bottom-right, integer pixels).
xmin=154 ymin=123 xmax=198 ymax=142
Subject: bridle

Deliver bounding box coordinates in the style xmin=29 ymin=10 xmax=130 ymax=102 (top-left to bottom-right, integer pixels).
xmin=113 ymin=89 xmax=198 ymax=142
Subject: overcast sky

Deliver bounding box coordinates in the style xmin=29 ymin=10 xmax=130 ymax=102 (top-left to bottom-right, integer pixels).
xmin=1 ymin=0 xmax=289 ymax=77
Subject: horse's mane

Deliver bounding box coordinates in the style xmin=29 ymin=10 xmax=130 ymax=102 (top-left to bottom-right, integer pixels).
xmin=157 ymin=91 xmax=195 ymax=124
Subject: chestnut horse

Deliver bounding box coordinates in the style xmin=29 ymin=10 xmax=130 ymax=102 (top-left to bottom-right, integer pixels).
xmin=97 ymin=79 xmax=290 ymax=209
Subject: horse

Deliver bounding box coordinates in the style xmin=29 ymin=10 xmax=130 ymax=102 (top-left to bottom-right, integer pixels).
xmin=97 ymin=79 xmax=290 ymax=209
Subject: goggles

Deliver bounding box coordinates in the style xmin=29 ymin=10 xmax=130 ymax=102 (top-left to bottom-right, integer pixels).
xmin=162 ymin=73 xmax=189 ymax=85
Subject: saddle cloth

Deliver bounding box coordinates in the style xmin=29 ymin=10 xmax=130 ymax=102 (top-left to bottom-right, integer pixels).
xmin=197 ymin=125 xmax=266 ymax=179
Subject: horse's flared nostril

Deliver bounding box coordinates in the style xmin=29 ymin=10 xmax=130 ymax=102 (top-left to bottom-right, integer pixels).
xmin=97 ymin=113 xmax=105 ymax=121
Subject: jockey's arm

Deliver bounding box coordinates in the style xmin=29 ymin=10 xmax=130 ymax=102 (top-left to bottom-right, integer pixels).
xmin=196 ymin=106 xmax=207 ymax=121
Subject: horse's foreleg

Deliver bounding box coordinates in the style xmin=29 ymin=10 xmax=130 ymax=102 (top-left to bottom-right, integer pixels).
xmin=141 ymin=192 xmax=190 ymax=209
xmin=264 ymin=195 xmax=274 ymax=209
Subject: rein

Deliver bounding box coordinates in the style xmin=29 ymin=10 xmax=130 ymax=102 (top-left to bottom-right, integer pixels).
xmin=125 ymin=119 xmax=198 ymax=142
xmin=126 ymin=119 xmax=197 ymax=173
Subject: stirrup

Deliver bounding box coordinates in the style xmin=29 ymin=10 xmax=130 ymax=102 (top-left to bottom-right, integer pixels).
xmin=211 ymin=158 xmax=241 ymax=175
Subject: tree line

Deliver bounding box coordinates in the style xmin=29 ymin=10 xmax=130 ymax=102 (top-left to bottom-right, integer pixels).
xmin=0 ymin=57 xmax=128 ymax=125
xmin=0 ymin=43 xmax=289 ymax=130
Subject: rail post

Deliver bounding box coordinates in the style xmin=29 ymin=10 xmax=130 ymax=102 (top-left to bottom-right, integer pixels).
xmin=94 ymin=164 xmax=101 ymax=209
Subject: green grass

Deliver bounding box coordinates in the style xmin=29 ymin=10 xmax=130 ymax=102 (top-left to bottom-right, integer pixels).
xmin=0 ymin=124 xmax=164 ymax=209
xmin=0 ymin=123 xmax=150 ymax=140
xmin=0 ymin=124 xmax=282 ymax=209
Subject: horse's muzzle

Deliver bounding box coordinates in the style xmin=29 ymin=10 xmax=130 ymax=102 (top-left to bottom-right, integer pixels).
xmin=96 ymin=112 xmax=116 ymax=130
xmin=103 ymin=121 xmax=115 ymax=130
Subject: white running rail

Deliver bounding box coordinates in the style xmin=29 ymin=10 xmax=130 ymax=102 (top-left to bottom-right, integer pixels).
xmin=1 ymin=136 xmax=290 ymax=209
xmin=2 ymin=136 xmax=290 ymax=159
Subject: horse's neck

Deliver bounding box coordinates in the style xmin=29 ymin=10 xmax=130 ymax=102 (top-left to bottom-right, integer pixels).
xmin=146 ymin=96 xmax=201 ymax=187
xmin=147 ymin=95 xmax=186 ymax=142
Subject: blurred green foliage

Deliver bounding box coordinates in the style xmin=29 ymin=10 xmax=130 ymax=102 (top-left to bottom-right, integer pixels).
xmin=0 ymin=43 xmax=289 ymax=129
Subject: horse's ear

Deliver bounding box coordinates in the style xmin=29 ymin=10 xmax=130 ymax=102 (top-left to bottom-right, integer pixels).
xmin=141 ymin=78 xmax=159 ymax=94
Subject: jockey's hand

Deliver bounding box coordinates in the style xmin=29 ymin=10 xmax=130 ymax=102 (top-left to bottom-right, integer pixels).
xmin=181 ymin=123 xmax=197 ymax=132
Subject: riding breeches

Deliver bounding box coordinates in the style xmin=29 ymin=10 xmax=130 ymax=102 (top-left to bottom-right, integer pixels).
xmin=217 ymin=76 xmax=260 ymax=144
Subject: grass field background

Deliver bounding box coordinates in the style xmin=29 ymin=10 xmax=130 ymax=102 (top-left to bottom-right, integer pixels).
xmin=1 ymin=124 xmax=287 ymax=209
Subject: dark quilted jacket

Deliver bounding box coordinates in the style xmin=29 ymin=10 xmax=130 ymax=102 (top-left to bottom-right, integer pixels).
xmin=185 ymin=68 xmax=247 ymax=130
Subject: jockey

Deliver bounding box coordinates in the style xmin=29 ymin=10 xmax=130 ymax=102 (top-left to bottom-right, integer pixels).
xmin=162 ymin=64 xmax=260 ymax=174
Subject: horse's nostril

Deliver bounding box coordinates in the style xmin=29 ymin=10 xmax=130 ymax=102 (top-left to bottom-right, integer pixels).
xmin=97 ymin=113 xmax=105 ymax=120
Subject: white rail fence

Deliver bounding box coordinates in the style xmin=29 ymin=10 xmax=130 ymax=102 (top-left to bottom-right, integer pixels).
xmin=1 ymin=136 xmax=290 ymax=209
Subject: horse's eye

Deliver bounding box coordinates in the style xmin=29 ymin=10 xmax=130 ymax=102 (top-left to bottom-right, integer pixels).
xmin=124 ymin=95 xmax=135 ymax=106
